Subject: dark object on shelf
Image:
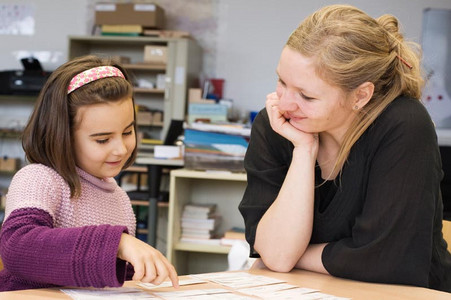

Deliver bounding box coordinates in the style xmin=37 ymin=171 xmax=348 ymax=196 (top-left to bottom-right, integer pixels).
xmin=0 ymin=57 xmax=51 ymax=95
xmin=440 ymin=146 xmax=451 ymax=220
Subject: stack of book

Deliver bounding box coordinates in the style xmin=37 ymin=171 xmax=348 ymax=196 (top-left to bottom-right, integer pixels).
xmin=183 ymin=122 xmax=251 ymax=172
xmin=180 ymin=203 xmax=221 ymax=244
xmin=220 ymin=227 xmax=246 ymax=246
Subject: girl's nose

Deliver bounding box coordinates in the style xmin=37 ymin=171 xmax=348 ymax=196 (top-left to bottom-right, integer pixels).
xmin=278 ymin=89 xmax=298 ymax=111
xmin=112 ymin=139 xmax=127 ymax=156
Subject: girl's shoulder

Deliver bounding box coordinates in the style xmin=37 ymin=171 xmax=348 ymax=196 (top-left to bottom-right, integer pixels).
xmin=14 ymin=163 xmax=64 ymax=184
xmin=6 ymin=164 xmax=70 ymax=221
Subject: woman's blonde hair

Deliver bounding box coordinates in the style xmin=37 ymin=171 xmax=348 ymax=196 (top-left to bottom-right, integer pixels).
xmin=286 ymin=4 xmax=424 ymax=176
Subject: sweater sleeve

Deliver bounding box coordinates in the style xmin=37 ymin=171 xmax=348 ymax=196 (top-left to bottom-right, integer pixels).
xmin=0 ymin=207 xmax=129 ymax=288
xmin=322 ymin=99 xmax=443 ymax=287
xmin=238 ymin=109 xmax=294 ymax=256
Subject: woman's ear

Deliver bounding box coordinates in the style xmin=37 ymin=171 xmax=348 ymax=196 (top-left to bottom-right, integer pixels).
xmin=353 ymin=82 xmax=374 ymax=110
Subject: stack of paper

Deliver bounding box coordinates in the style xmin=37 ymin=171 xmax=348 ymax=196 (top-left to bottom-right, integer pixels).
xmin=183 ymin=122 xmax=250 ymax=172
xmin=180 ymin=203 xmax=222 ymax=244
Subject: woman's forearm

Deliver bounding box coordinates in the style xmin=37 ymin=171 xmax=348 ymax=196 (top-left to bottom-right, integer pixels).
xmin=295 ymin=243 xmax=329 ymax=274
xmin=254 ymin=148 xmax=316 ymax=272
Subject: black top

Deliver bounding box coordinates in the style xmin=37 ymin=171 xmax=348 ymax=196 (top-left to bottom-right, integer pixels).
xmin=239 ymin=96 xmax=451 ymax=292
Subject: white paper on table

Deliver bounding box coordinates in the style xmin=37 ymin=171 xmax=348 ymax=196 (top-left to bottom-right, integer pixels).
xmin=237 ymin=283 xmax=311 ymax=296
xmin=137 ymin=277 xmax=207 ymax=289
xmin=191 ymin=271 xmax=286 ymax=288
xmin=61 ymin=287 xmax=157 ymax=300
xmin=153 ymin=288 xmax=229 ymax=299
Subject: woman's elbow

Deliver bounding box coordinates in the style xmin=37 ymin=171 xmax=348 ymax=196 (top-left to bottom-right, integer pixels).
xmin=265 ymin=260 xmax=295 ymax=273
xmin=257 ymin=249 xmax=297 ymax=272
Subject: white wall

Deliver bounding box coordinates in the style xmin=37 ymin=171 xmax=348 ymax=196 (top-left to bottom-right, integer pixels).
xmin=215 ymin=0 xmax=451 ymax=114
xmin=2 ymin=0 xmax=451 ymax=113
xmin=0 ymin=0 xmax=92 ymax=71
xmin=1 ymin=0 xmax=451 ymax=114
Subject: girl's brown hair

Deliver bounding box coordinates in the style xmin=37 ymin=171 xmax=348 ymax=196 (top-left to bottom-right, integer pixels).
xmin=286 ymin=4 xmax=424 ymax=177
xmin=22 ymin=55 xmax=137 ymax=197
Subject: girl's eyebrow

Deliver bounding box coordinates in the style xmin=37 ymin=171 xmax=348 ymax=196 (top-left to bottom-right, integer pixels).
xmin=89 ymin=121 xmax=135 ymax=137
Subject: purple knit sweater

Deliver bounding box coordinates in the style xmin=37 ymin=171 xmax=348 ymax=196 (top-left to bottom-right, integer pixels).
xmin=0 ymin=164 xmax=137 ymax=291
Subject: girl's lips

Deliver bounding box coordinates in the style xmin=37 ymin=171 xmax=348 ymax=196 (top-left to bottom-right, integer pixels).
xmin=106 ymin=160 xmax=122 ymax=166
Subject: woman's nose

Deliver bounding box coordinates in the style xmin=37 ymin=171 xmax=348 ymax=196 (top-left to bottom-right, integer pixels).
xmin=278 ymin=90 xmax=298 ymax=111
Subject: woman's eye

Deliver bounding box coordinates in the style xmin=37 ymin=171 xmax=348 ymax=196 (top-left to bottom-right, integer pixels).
xmin=300 ymin=93 xmax=315 ymax=101
xmin=96 ymin=139 xmax=109 ymax=144
xmin=123 ymin=130 xmax=133 ymax=136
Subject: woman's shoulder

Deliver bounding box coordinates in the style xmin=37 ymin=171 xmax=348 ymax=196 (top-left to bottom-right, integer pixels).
xmin=380 ymin=96 xmax=431 ymax=124
xmin=367 ymin=96 xmax=437 ymax=145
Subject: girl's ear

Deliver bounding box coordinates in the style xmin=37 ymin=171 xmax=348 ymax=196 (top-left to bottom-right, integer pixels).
xmin=352 ymin=81 xmax=374 ymax=110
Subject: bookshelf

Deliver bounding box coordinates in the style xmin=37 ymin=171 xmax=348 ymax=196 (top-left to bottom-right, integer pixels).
xmin=167 ymin=169 xmax=247 ymax=275
xmin=68 ymin=35 xmax=201 ymax=247
xmin=67 ymin=35 xmax=202 ymax=142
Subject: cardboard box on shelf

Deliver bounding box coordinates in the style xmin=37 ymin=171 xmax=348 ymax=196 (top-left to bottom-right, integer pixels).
xmin=95 ymin=3 xmax=165 ymax=28
xmin=0 ymin=157 xmax=19 ymax=173
xmin=144 ymin=45 xmax=167 ymax=64
xmin=137 ymin=111 xmax=153 ymax=126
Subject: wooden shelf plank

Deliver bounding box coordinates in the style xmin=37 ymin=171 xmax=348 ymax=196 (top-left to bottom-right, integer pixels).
xmin=123 ymin=63 xmax=166 ymax=71
xmin=130 ymin=200 xmax=169 ymax=208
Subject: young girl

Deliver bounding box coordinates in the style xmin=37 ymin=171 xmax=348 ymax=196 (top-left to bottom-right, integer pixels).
xmin=0 ymin=55 xmax=179 ymax=291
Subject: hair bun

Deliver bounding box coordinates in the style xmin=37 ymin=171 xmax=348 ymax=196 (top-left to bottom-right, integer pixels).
xmin=377 ymin=14 xmax=404 ymax=50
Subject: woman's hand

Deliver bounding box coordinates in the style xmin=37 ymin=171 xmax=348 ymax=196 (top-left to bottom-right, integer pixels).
xmin=117 ymin=233 xmax=179 ymax=288
xmin=265 ymin=92 xmax=318 ymax=156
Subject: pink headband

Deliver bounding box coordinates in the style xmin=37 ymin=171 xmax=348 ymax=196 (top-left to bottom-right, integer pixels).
xmin=67 ymin=66 xmax=125 ymax=94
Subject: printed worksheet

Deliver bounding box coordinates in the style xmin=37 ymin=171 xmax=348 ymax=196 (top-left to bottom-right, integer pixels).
xmin=138 ymin=277 xmax=207 ymax=289
xmin=61 ymin=273 xmax=350 ymax=300
xmin=191 ymin=272 xmax=286 ymax=289
xmin=237 ymin=284 xmax=317 ymax=297
xmin=61 ymin=287 xmax=157 ymax=300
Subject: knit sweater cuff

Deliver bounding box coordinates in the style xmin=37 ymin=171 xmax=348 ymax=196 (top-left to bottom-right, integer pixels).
xmin=72 ymin=224 xmax=129 ymax=287
xmin=0 ymin=207 xmax=129 ymax=289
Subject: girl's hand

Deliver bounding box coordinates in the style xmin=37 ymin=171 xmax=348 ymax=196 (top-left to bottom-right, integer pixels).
xmin=265 ymin=92 xmax=318 ymax=155
xmin=117 ymin=233 xmax=179 ymax=288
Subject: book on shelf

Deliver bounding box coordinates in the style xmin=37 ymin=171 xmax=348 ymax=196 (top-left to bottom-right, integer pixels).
xmin=182 ymin=210 xmax=217 ymax=220
xmin=101 ymin=24 xmax=143 ymax=36
xmin=188 ymin=122 xmax=251 ymax=137
xmin=180 ymin=203 xmax=221 ymax=242
xmin=220 ymin=227 xmax=246 ymax=246
xmin=181 ymin=225 xmax=216 ymax=240
xmin=179 ymin=237 xmax=222 ymax=245
xmin=181 ymin=216 xmax=221 ymax=231
xmin=181 ymin=232 xmax=214 ymax=240
xmin=183 ymin=203 xmax=217 ymax=214
xmin=183 ymin=128 xmax=250 ymax=172
xmin=223 ymin=227 xmax=246 ymax=239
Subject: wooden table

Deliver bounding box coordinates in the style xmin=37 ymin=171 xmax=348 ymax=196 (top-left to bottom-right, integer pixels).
xmin=0 ymin=268 xmax=449 ymax=299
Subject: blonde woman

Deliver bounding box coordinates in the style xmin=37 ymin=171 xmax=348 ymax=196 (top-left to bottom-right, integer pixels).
xmin=239 ymin=4 xmax=451 ymax=292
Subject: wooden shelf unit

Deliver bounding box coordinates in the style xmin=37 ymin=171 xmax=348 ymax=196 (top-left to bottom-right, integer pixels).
xmin=68 ymin=35 xmax=202 ymax=141
xmin=167 ymin=169 xmax=247 ymax=275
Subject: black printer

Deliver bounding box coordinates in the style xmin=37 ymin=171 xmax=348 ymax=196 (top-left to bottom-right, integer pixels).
xmin=0 ymin=57 xmax=51 ymax=95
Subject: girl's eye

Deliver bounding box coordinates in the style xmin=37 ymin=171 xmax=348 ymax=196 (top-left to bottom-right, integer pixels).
xmin=96 ymin=139 xmax=109 ymax=144
xmin=123 ymin=130 xmax=133 ymax=136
